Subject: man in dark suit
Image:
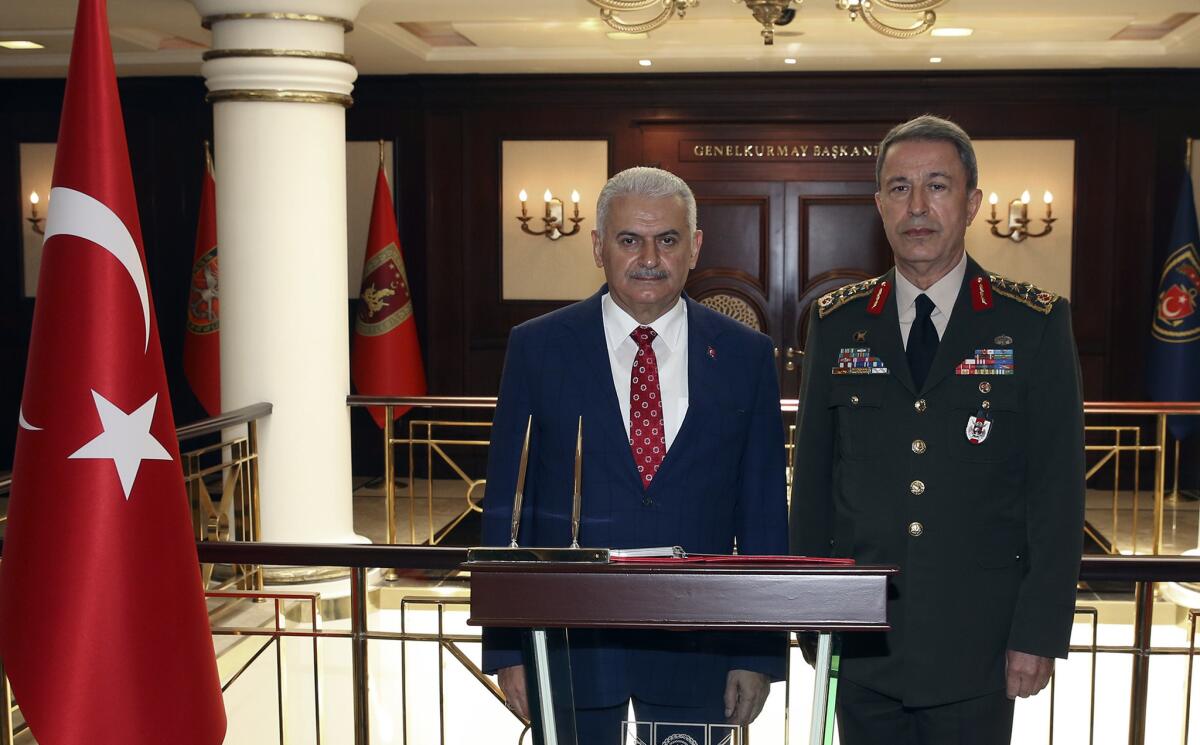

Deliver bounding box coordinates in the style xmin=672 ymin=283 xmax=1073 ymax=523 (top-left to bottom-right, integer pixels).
xmin=790 ymin=115 xmax=1085 ymax=745
xmin=482 ymin=166 xmax=789 ymax=744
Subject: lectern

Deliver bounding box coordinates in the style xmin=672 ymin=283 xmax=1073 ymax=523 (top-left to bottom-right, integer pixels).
xmin=468 ymin=558 xmax=895 ymax=745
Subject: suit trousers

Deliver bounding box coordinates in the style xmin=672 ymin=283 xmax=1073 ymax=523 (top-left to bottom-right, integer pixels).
xmin=837 ymin=679 xmax=1015 ymax=745
xmin=572 ymin=698 xmax=730 ymax=745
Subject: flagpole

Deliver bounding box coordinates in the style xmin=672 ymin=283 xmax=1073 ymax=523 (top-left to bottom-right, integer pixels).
xmin=204 ymin=139 xmax=214 ymax=174
xmin=378 ymin=138 xmax=385 ymax=170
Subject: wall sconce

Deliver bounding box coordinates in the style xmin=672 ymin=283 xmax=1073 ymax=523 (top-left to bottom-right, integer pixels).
xmin=986 ymin=190 xmax=1055 ymax=242
xmin=27 ymin=190 xmax=45 ymax=235
xmin=517 ymin=188 xmax=584 ymax=240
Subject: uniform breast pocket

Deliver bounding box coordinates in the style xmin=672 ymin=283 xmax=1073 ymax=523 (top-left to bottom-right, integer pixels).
xmin=829 ymin=379 xmax=886 ymax=461
xmin=947 ymin=381 xmax=1021 ymax=464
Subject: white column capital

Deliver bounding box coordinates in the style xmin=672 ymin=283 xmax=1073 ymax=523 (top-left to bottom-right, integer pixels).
xmin=193 ymin=0 xmax=365 ymax=105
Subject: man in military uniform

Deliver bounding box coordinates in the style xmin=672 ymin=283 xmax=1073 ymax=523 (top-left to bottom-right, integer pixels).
xmin=790 ymin=115 xmax=1085 ymax=744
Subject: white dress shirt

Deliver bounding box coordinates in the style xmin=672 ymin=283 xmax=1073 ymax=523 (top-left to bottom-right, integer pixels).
xmin=601 ymin=294 xmax=689 ymax=450
xmin=895 ymin=252 xmax=968 ymax=348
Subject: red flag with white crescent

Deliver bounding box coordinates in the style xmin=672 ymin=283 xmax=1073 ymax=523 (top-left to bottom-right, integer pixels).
xmin=0 ymin=1 xmax=227 ymax=743
xmin=351 ymin=164 xmax=427 ymax=425
xmin=183 ymin=148 xmax=221 ymax=417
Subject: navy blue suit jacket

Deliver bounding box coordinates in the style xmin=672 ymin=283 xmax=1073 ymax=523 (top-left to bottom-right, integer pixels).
xmin=480 ymin=288 xmax=789 ymax=709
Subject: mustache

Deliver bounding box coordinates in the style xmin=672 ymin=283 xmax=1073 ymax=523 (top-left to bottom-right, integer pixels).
xmin=901 ymin=220 xmax=937 ymax=232
xmin=628 ymin=268 xmax=669 ymax=280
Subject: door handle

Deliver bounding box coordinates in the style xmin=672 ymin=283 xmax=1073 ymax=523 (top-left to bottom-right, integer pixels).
xmin=775 ymin=347 xmax=802 ymax=371
xmin=785 ymin=347 xmax=802 ymax=372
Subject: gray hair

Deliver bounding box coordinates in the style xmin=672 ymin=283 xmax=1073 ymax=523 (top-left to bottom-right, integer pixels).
xmin=876 ymin=114 xmax=979 ymax=191
xmin=595 ymin=166 xmax=697 ymax=240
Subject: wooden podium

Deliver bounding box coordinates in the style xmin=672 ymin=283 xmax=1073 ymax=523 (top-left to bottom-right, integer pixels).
xmin=468 ymin=558 xmax=896 ymax=745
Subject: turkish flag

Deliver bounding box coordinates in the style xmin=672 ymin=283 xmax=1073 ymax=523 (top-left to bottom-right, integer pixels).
xmin=0 ymin=1 xmax=227 ymax=743
xmin=183 ymin=147 xmax=221 ymax=417
xmin=351 ymin=164 xmax=427 ymax=425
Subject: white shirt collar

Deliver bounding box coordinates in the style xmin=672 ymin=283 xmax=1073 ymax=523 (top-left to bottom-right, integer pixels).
xmin=601 ymin=293 xmax=687 ymax=352
xmin=894 ymin=251 xmax=968 ymax=318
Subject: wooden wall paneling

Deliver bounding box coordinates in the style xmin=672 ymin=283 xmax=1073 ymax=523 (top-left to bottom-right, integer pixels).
xmin=687 ymin=181 xmax=782 ymax=343
xmin=424 ymin=109 xmax=468 ymax=395
xmin=462 ymin=105 xmax=640 ymax=396
xmin=4 ymin=70 xmax=1200 ymax=474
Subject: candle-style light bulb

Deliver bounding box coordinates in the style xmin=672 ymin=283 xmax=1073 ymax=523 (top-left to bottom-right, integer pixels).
xmin=543 ymin=189 xmax=553 ymax=203
xmin=1020 ymin=190 xmax=1031 ymax=204
xmin=30 ymin=191 xmax=40 ymax=206
xmin=518 ymin=189 xmax=527 ymax=202
xmin=571 ymin=190 xmax=580 ymax=204
xmin=1043 ymin=190 xmax=1053 ymax=205
xmin=988 ymin=192 xmax=998 ymax=205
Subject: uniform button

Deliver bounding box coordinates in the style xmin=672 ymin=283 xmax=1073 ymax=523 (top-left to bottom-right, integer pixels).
xmin=850 ymin=395 xmax=860 ymax=406
xmin=914 ymin=399 xmax=927 ymax=413
xmin=978 ymin=381 xmax=992 ymax=394
xmin=642 ymin=496 xmax=654 ymax=507
xmin=911 ymin=439 xmax=927 ymax=455
xmin=909 ymin=480 xmax=925 ymax=495
xmin=982 ymin=400 xmax=991 ymax=410
xmin=908 ymin=521 xmax=924 ymax=537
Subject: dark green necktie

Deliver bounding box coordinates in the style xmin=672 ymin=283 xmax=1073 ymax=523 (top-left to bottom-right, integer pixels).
xmin=906 ymin=293 xmax=938 ymax=389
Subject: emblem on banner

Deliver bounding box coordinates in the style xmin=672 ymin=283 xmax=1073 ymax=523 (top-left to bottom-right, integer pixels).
xmin=966 ymin=409 xmax=992 ymax=445
xmin=186 ymin=245 xmax=219 ymax=334
xmin=356 ymin=242 xmax=413 ymax=336
xmin=1152 ymin=243 xmax=1200 ymax=344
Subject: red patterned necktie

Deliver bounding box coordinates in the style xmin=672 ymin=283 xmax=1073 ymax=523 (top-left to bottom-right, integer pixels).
xmin=629 ymin=326 xmax=665 ymax=489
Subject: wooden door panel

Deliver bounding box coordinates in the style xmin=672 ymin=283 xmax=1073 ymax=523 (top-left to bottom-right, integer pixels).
xmin=686 ymin=181 xmax=785 ymax=345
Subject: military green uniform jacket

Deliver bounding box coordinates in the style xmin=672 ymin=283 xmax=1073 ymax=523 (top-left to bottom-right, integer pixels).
xmin=790 ymin=256 xmax=1085 ymax=707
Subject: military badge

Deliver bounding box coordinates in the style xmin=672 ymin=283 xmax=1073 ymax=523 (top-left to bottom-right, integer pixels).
xmin=853 ymin=330 xmax=868 ymax=342
xmin=833 ymin=347 xmax=888 ymax=375
xmin=1151 ymin=242 xmax=1200 ymax=344
xmin=994 ymin=334 xmax=1013 ymax=346
xmin=956 ymin=349 xmax=1014 ymax=376
xmin=966 ymin=408 xmax=992 ymax=445
xmin=355 ymin=242 xmax=414 ymax=336
xmin=186 ymin=246 xmax=219 ymax=335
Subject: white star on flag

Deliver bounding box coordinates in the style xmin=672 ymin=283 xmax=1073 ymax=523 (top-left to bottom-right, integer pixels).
xmin=69 ymin=390 xmax=172 ymax=499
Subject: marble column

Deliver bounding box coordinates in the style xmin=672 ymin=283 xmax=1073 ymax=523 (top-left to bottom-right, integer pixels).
xmin=194 ymin=0 xmax=366 ymax=544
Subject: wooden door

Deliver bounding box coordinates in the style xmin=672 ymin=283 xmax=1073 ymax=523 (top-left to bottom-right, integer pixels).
xmin=641 ymin=123 xmax=894 ymax=388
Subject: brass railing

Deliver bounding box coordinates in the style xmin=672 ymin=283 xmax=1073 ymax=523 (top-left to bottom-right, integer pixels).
xmin=350 ymin=397 xmax=1200 ymax=556
xmin=1082 ymin=402 xmax=1200 ymax=555
xmin=2 ymin=542 xmax=1200 ymax=744
xmin=176 ymin=402 xmax=272 ymax=591
xmin=1 ymin=543 xmax=1195 ymax=745
xmin=348 ymin=396 xmax=497 ymax=547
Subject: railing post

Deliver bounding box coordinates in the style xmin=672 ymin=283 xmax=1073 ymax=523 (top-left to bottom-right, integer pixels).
xmin=1128 ymin=580 xmax=1154 ymax=745
xmin=351 ymin=566 xmax=370 ymax=745
xmin=385 ymin=407 xmax=396 ymax=545
xmin=1153 ymin=413 xmax=1167 ymax=555
xmin=0 ymin=660 xmax=13 ymax=745
xmin=247 ymin=419 xmax=264 ymax=592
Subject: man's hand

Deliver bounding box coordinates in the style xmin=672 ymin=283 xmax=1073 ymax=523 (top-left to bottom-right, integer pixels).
xmin=498 ymin=664 xmax=530 ymax=720
xmin=724 ymin=669 xmax=771 ymax=725
xmin=1005 ymin=650 xmax=1054 ymax=699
